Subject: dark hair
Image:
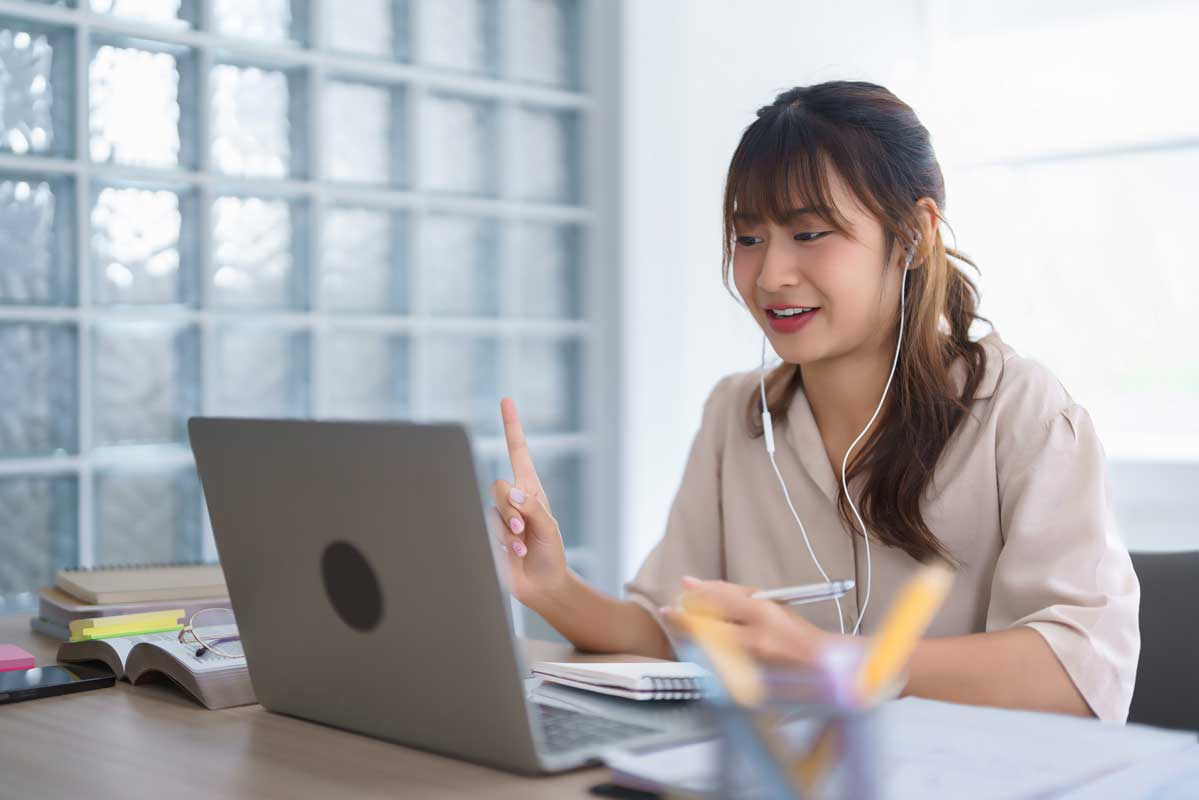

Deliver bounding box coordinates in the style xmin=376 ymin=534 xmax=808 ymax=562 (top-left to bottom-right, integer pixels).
xmin=721 ymin=80 xmax=988 ymax=563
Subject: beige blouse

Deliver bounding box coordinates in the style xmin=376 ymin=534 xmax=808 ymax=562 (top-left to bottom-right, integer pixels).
xmin=624 ymin=331 xmax=1140 ymax=722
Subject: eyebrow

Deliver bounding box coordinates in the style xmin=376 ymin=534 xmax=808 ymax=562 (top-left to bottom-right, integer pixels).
xmin=732 ymin=206 xmax=821 ymax=224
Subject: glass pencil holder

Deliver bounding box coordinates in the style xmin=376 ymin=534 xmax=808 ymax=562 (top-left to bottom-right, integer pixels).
xmin=678 ymin=640 xmax=883 ymax=800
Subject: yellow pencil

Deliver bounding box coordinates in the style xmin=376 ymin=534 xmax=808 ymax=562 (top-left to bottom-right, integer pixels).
xmin=855 ymin=560 xmax=954 ymax=702
xmin=670 ymin=608 xmax=766 ymax=707
xmin=794 ymin=721 xmax=840 ymax=790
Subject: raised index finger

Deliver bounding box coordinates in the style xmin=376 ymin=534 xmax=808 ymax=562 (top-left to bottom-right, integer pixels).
xmin=500 ymin=397 xmax=543 ymax=493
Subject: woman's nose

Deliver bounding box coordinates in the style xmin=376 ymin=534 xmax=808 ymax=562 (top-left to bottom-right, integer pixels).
xmin=756 ymin=241 xmax=801 ymax=292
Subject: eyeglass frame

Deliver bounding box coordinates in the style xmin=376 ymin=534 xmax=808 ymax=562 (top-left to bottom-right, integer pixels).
xmin=176 ymin=607 xmax=242 ymax=659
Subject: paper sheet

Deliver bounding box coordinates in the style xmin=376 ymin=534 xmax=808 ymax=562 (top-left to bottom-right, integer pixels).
xmin=1058 ymin=744 xmax=1199 ymax=799
xmin=605 ymin=696 xmax=1199 ymax=799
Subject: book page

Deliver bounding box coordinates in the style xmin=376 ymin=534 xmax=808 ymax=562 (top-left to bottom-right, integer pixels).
xmin=132 ymin=625 xmax=246 ymax=675
xmin=56 ymin=633 xmax=137 ymax=678
xmin=102 ymin=636 xmax=137 ymax=668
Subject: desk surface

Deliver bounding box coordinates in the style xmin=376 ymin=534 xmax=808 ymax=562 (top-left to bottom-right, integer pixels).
xmin=0 ymin=614 xmax=664 ymax=799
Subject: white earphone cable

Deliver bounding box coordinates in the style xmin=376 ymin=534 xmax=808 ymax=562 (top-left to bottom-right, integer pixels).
xmin=760 ymin=336 xmax=847 ymax=635
xmin=759 ymin=230 xmax=917 ymax=637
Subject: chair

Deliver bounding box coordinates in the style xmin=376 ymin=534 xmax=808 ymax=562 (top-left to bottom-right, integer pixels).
xmin=1127 ymin=550 xmax=1199 ymax=731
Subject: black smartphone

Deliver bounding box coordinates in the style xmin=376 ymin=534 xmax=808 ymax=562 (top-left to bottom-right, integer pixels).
xmin=0 ymin=662 xmax=115 ymax=704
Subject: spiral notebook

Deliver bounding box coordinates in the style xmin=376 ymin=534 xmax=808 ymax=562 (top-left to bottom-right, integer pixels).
xmin=531 ymin=661 xmax=712 ymax=701
xmin=54 ymin=561 xmax=226 ymax=605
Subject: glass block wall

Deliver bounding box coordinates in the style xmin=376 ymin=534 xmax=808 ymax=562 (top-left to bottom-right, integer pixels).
xmin=0 ymin=0 xmax=614 ymax=631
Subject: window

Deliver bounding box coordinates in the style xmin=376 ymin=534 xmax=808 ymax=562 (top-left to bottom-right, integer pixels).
xmin=0 ymin=0 xmax=620 ymax=630
xmin=889 ymin=0 xmax=1199 ymax=550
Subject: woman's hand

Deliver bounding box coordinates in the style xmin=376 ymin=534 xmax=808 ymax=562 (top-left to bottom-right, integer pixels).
xmin=488 ymin=397 xmax=569 ymax=608
xmin=660 ymin=576 xmax=841 ymax=669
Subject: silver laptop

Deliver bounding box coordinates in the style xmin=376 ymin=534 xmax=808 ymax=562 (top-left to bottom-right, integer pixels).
xmin=189 ymin=417 xmax=698 ymax=774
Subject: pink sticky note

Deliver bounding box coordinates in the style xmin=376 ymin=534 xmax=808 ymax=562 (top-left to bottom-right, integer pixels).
xmin=0 ymin=644 xmax=36 ymax=672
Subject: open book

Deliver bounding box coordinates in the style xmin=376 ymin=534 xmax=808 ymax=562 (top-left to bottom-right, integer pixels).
xmin=56 ymin=625 xmax=255 ymax=710
xmin=531 ymin=661 xmax=713 ymax=701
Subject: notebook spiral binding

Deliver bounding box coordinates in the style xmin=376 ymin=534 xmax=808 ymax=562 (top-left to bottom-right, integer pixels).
xmin=59 ymin=559 xmax=220 ymax=572
xmin=647 ymin=676 xmax=704 ymax=700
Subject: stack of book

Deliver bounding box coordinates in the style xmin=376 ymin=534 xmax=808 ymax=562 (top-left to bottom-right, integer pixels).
xmin=30 ymin=563 xmax=230 ymax=641
xmin=29 ymin=563 xmax=256 ymax=709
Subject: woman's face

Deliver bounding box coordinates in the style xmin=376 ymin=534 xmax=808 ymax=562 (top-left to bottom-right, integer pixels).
xmin=731 ymin=165 xmax=906 ymax=367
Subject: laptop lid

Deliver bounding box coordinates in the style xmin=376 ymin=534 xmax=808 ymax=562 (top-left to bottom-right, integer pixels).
xmin=188 ymin=417 xmax=544 ymax=773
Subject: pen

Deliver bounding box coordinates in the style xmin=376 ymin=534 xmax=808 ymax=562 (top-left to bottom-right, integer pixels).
xmin=751 ymin=579 xmax=855 ymax=606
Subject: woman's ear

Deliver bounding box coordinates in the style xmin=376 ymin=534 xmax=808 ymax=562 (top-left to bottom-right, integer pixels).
xmin=905 ymin=198 xmax=940 ymax=269
xmin=916 ymin=198 xmax=939 ymax=247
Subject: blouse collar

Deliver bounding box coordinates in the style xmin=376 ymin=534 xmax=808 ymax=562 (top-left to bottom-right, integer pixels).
xmin=782 ymin=330 xmax=1011 ymax=503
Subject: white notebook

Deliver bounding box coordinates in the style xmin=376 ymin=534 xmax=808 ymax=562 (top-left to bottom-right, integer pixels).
xmin=55 ymin=562 xmax=226 ymax=604
xmin=531 ymin=661 xmax=712 ymax=701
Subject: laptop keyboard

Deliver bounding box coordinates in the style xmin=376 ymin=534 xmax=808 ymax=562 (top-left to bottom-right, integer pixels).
xmin=536 ymin=703 xmax=660 ymax=753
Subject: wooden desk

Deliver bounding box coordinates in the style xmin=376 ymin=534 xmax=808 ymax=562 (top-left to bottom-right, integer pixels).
xmin=0 ymin=614 xmax=663 ymax=799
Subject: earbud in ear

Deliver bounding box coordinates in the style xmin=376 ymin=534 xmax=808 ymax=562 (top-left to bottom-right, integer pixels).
xmin=904 ymin=228 xmax=922 ymax=267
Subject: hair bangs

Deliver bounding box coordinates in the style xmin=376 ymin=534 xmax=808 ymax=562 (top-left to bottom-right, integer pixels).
xmin=726 ymin=116 xmax=852 ymax=239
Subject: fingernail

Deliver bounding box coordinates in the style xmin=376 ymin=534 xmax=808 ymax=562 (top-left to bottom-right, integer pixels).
xmin=681 ymin=575 xmax=700 ymax=587
xmin=512 ymin=540 xmax=527 ymax=557
xmin=509 ymin=487 xmax=525 ymax=504
xmin=509 ymin=516 xmax=524 ymax=534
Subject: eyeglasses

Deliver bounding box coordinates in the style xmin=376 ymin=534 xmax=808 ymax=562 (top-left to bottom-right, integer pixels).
xmin=176 ymin=607 xmax=242 ymax=659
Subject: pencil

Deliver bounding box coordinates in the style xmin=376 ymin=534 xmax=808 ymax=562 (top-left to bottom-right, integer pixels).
xmin=855 ymin=560 xmax=954 ymax=702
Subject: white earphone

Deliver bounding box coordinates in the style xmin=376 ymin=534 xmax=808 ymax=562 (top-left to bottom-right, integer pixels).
xmin=758 ymin=227 xmax=920 ymax=635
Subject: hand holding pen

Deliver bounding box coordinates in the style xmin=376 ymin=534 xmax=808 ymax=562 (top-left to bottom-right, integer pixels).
xmin=659 ymin=576 xmax=842 ymax=670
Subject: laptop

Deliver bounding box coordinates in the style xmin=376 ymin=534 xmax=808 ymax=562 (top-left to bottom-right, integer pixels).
xmin=188 ymin=417 xmax=697 ymax=774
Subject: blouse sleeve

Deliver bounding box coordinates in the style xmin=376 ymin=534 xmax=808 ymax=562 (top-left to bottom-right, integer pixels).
xmin=622 ymin=373 xmax=739 ymax=654
xmin=987 ymin=400 xmax=1141 ymax=722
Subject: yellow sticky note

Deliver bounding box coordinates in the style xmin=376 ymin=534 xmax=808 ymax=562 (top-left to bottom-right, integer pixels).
xmin=69 ymin=609 xmax=186 ymax=637
xmin=70 ymin=624 xmax=184 ymax=643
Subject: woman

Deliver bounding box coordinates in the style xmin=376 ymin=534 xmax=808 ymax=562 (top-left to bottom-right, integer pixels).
xmin=488 ymin=81 xmax=1139 ymax=722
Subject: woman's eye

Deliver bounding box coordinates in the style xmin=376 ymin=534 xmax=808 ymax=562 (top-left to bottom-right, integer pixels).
xmin=735 ymin=232 xmax=828 ymax=246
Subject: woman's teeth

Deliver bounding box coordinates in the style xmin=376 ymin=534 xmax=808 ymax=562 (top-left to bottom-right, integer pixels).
xmin=768 ymin=307 xmax=817 ymax=318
